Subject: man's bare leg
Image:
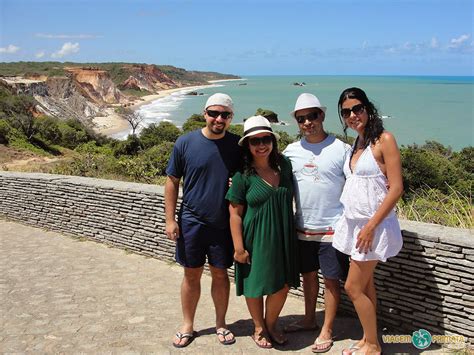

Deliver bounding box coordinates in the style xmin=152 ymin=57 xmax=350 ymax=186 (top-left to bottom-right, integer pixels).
xmin=173 ymin=266 xmax=203 ymax=346
xmin=312 ymin=277 xmax=340 ymax=351
xmin=285 ymin=271 xmax=318 ymax=332
xmin=209 ymin=265 xmax=234 ymax=343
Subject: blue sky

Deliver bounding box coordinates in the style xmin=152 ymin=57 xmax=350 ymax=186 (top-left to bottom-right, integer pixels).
xmin=1 ymin=0 xmax=473 ymax=76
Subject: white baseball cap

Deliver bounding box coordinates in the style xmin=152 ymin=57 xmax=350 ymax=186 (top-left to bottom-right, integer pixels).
xmin=205 ymin=93 xmax=234 ymax=112
xmin=290 ymin=93 xmax=327 ymax=118
xmin=238 ymin=115 xmax=280 ymax=146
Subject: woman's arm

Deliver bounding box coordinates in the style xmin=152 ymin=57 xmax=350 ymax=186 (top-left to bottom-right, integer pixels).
xmin=356 ymin=131 xmax=404 ymax=253
xmin=229 ymin=202 xmax=251 ymax=264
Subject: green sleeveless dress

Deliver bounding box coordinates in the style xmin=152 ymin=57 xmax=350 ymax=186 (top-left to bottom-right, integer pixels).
xmin=226 ymin=156 xmax=300 ymax=297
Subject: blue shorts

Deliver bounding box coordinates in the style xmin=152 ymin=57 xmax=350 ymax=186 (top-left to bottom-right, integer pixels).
xmin=298 ymin=240 xmax=349 ymax=280
xmin=176 ymin=218 xmax=234 ymax=269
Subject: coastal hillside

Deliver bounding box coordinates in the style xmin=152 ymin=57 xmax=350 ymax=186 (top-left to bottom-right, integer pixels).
xmin=0 ymin=62 xmax=239 ymax=124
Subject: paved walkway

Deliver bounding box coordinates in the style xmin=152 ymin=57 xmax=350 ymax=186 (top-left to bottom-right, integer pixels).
xmin=1 ymin=220 xmax=460 ymax=354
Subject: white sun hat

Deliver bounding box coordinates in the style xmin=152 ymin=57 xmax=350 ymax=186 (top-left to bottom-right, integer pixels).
xmin=238 ymin=115 xmax=280 ymax=146
xmin=205 ymin=93 xmax=234 ymax=112
xmin=290 ymin=93 xmax=327 ymax=117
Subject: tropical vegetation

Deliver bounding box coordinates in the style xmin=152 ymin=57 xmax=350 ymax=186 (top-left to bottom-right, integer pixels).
xmin=0 ymin=87 xmax=472 ymax=228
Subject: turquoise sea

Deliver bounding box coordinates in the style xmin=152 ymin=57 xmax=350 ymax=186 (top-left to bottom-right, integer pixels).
xmin=135 ymin=76 xmax=474 ymax=150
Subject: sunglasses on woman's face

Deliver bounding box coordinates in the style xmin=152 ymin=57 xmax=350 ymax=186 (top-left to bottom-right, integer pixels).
xmin=295 ymin=111 xmax=321 ymax=124
xmin=248 ymin=135 xmax=273 ymax=146
xmin=206 ymin=110 xmax=232 ymax=119
xmin=341 ymin=104 xmax=365 ymax=119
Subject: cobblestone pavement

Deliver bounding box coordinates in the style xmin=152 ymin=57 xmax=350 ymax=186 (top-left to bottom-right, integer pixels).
xmin=1 ymin=220 xmax=461 ymax=354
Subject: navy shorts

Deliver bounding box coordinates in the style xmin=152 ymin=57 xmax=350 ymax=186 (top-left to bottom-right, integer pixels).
xmin=298 ymin=240 xmax=349 ymax=280
xmin=175 ymin=218 xmax=234 ymax=269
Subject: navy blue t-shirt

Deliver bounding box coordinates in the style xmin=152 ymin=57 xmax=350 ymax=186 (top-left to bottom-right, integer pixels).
xmin=166 ymin=129 xmax=241 ymax=229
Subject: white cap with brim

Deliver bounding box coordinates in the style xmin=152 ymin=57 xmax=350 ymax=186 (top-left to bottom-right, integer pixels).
xmin=238 ymin=115 xmax=280 ymax=146
xmin=205 ymin=93 xmax=234 ymax=112
xmin=290 ymin=93 xmax=327 ymax=118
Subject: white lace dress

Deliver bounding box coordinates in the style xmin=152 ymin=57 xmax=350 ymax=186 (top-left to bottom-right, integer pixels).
xmin=332 ymin=145 xmax=403 ymax=262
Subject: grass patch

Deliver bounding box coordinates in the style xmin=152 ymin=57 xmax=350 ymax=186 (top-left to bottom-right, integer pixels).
xmin=398 ymin=184 xmax=473 ymax=229
xmin=8 ymin=136 xmax=55 ymax=157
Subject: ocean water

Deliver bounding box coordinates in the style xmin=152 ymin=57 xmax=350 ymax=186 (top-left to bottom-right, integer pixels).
xmin=135 ymin=76 xmax=473 ymax=150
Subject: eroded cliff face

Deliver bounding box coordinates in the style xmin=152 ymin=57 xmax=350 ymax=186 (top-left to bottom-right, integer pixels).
xmin=0 ymin=64 xmax=181 ymax=124
xmin=65 ymin=67 xmax=125 ymax=104
xmin=118 ymin=64 xmax=177 ymax=92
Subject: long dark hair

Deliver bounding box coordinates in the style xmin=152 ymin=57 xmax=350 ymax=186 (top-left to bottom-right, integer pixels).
xmin=242 ymin=135 xmax=281 ymax=175
xmin=338 ymin=87 xmax=384 ymax=148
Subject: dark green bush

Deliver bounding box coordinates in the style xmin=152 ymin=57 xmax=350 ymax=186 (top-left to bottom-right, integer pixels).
xmin=401 ymin=145 xmax=462 ymax=195
xmin=57 ymin=123 xmax=88 ymax=149
xmin=35 ymin=116 xmax=62 ymax=144
xmin=112 ymin=134 xmax=143 ymax=156
xmin=182 ymin=114 xmax=206 ymax=133
xmin=140 ymin=142 xmax=174 ymax=176
xmin=139 ymin=121 xmax=181 ymax=148
xmin=275 ymin=130 xmax=296 ymax=152
xmin=452 ymin=146 xmax=474 ymax=175
xmin=227 ymin=124 xmax=243 ymax=137
xmin=0 ymin=119 xmax=12 ymax=144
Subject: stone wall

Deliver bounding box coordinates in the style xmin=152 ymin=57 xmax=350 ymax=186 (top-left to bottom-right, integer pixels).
xmin=1 ymin=171 xmax=472 ymax=343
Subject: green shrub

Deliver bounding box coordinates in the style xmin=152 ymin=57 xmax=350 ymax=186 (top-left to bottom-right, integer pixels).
xmin=57 ymin=124 xmax=88 ymax=149
xmin=52 ymin=153 xmax=119 ymax=178
xmin=0 ymin=119 xmax=12 ymax=144
xmin=140 ymin=142 xmax=174 ymax=176
xmin=75 ymin=141 xmax=114 ymax=155
xmin=182 ymin=113 xmax=206 ymax=133
xmin=275 ymin=130 xmax=296 ymax=152
xmin=35 ymin=116 xmax=62 ymax=144
xmin=139 ymin=121 xmax=181 ymax=148
xmin=112 ymin=135 xmax=143 ymax=156
xmin=400 ymin=145 xmax=463 ymax=195
xmin=452 ymin=147 xmax=474 ymax=175
xmin=227 ymin=124 xmax=243 ymax=137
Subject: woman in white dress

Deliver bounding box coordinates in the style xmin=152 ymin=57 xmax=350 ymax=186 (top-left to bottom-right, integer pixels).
xmin=333 ymin=87 xmax=404 ymax=355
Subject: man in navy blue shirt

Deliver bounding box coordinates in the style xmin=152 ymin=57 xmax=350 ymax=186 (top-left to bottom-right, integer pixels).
xmin=165 ymin=93 xmax=241 ymax=348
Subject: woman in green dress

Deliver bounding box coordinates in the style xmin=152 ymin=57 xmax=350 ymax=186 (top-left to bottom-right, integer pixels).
xmin=226 ymin=115 xmax=300 ymax=349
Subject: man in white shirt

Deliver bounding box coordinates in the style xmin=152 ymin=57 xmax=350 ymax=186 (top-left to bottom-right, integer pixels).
xmin=283 ymin=93 xmax=350 ymax=353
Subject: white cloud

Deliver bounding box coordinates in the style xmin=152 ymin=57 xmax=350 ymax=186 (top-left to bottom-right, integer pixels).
xmin=35 ymin=51 xmax=45 ymax=58
xmin=449 ymin=34 xmax=470 ymax=48
xmin=36 ymin=33 xmax=101 ymax=39
xmin=430 ymin=37 xmax=439 ymax=48
xmin=51 ymin=42 xmax=80 ymax=58
xmin=0 ymin=44 xmax=20 ymax=54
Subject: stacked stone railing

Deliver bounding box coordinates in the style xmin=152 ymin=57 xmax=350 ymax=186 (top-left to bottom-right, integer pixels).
xmin=0 ymin=171 xmax=472 ymax=343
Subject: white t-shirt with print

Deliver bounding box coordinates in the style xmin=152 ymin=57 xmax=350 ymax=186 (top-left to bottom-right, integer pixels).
xmin=283 ymin=135 xmax=349 ymax=242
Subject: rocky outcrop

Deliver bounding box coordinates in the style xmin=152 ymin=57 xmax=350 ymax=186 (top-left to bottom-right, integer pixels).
xmin=36 ymin=76 xmax=102 ymax=121
xmin=0 ymin=75 xmax=104 ymax=123
xmin=0 ymin=77 xmax=49 ymax=96
xmin=255 ymin=108 xmax=279 ymax=123
xmin=118 ymin=64 xmax=177 ymax=92
xmin=0 ymin=63 xmax=237 ymax=129
xmin=65 ymin=67 xmax=125 ymax=105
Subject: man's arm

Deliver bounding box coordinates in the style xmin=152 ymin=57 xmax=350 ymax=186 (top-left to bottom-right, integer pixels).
xmin=165 ymin=175 xmax=180 ymax=241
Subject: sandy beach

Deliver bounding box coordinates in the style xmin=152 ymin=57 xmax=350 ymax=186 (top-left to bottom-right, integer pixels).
xmin=92 ymin=84 xmax=220 ymax=137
